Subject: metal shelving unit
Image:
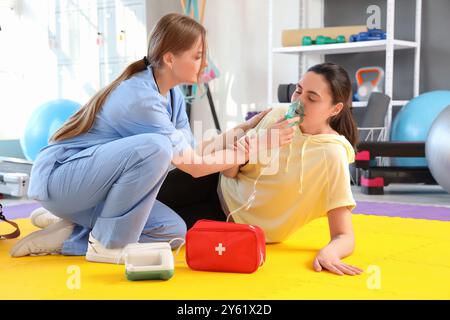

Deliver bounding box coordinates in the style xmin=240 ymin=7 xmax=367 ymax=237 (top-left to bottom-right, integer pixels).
xmin=268 ymin=0 xmax=422 ymax=140
xmin=52 ymin=0 xmax=147 ymax=102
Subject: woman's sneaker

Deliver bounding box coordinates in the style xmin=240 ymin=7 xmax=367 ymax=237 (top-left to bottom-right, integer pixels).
xmin=30 ymin=207 xmax=62 ymax=229
xmin=86 ymin=233 xmax=127 ymax=264
xmin=10 ymin=220 xmax=74 ymax=257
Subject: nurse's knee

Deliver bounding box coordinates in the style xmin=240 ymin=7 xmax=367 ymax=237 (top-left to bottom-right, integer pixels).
xmin=173 ymin=219 xmax=187 ymax=238
xmin=168 ymin=220 xmax=187 ymax=249
xmin=132 ymin=134 xmax=173 ymax=167
xmin=141 ymin=220 xmax=187 ymax=249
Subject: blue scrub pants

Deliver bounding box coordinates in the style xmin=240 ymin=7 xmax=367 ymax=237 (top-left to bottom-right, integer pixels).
xmin=40 ymin=133 xmax=186 ymax=256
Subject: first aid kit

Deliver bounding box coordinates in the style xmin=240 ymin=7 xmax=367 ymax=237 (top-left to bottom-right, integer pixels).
xmin=185 ymin=219 xmax=266 ymax=273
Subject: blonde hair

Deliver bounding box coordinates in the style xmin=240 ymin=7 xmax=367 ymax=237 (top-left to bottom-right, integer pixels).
xmin=51 ymin=13 xmax=206 ymax=142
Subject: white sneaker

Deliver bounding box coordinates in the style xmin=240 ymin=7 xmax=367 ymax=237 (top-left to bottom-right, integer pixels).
xmin=85 ymin=233 xmax=127 ymax=264
xmin=10 ymin=220 xmax=74 ymax=257
xmin=30 ymin=207 xmax=62 ymax=229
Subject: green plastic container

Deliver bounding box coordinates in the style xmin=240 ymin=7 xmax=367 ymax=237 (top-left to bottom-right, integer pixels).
xmin=124 ymin=243 xmax=175 ymax=281
xmin=126 ymin=269 xmax=174 ymax=281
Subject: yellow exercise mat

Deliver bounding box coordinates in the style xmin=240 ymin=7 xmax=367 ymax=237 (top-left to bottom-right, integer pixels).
xmin=1 ymin=214 xmax=450 ymax=300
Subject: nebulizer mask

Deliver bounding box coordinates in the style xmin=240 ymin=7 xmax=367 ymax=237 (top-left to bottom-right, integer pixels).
xmin=284 ymin=99 xmax=306 ymax=125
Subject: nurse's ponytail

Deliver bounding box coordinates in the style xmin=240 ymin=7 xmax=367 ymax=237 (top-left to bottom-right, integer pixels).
xmin=51 ymin=13 xmax=206 ymax=143
xmin=307 ymin=63 xmax=359 ymax=150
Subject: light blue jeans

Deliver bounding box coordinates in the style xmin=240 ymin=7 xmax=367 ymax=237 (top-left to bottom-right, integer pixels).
xmin=40 ymin=133 xmax=187 ymax=256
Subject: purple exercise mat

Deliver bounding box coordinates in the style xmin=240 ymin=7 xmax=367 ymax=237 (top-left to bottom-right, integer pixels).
xmin=2 ymin=200 xmax=450 ymax=222
xmin=2 ymin=202 xmax=42 ymax=220
xmin=353 ymin=201 xmax=450 ymax=221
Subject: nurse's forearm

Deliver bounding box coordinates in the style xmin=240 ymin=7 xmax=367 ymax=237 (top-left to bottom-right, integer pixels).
xmin=222 ymin=165 xmax=240 ymax=178
xmin=173 ymin=148 xmax=248 ymax=178
xmin=197 ymin=123 xmax=249 ymax=156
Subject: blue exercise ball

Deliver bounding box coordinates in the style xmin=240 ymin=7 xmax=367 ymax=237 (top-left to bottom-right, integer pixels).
xmin=391 ymin=90 xmax=450 ymax=167
xmin=21 ymin=99 xmax=81 ymax=161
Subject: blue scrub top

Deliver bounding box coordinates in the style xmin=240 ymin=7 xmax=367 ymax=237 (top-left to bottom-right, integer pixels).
xmin=28 ymin=66 xmax=195 ymax=201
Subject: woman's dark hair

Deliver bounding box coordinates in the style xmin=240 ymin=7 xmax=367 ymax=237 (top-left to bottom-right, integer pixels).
xmin=307 ymin=62 xmax=359 ymax=149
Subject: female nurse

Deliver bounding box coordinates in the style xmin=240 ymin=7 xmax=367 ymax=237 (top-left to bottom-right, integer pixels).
xmin=10 ymin=13 xmax=291 ymax=264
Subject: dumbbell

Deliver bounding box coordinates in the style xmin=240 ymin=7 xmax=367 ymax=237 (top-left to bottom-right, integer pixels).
xmin=302 ymin=35 xmax=345 ymax=46
xmin=316 ymin=35 xmax=346 ymax=45
xmin=336 ymin=35 xmax=346 ymax=43
xmin=302 ymin=36 xmax=314 ymax=46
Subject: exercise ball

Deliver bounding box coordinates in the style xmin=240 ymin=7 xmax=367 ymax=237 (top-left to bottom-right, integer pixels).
xmin=391 ymin=90 xmax=450 ymax=167
xmin=21 ymin=99 xmax=81 ymax=161
xmin=426 ymin=105 xmax=450 ymax=194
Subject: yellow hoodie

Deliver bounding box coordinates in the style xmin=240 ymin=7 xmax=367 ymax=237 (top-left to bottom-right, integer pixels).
xmin=218 ymin=106 xmax=356 ymax=243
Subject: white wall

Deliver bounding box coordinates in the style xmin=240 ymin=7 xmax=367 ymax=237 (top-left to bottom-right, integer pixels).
xmin=203 ymin=0 xmax=300 ymax=132
xmin=0 ymin=1 xmax=58 ymax=139
xmin=147 ymin=0 xmax=301 ymax=141
xmin=0 ymin=0 xmax=148 ymax=141
xmin=0 ymin=0 xmax=322 ymax=143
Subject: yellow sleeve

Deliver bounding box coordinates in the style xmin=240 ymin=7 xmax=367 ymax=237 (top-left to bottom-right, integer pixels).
xmin=324 ymin=144 xmax=357 ymax=213
xmin=239 ymin=107 xmax=287 ymax=174
xmin=245 ymin=106 xmax=288 ymax=138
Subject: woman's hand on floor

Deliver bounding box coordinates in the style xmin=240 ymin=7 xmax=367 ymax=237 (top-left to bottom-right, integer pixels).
xmin=313 ymin=247 xmax=363 ymax=276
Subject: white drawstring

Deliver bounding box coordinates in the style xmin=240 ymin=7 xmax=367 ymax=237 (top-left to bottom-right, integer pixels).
xmin=226 ymin=132 xmax=312 ymax=222
xmin=285 ymin=143 xmax=293 ymax=173
xmin=226 ymin=149 xmax=280 ymax=223
xmin=298 ymin=136 xmax=310 ymax=194
xmin=228 ymin=101 xmax=307 ymax=217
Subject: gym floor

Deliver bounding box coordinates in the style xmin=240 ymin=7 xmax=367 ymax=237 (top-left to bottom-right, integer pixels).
xmin=353 ymin=184 xmax=450 ymax=207
xmin=1 ymin=183 xmax=450 ymax=300
xmin=3 ymin=183 xmax=450 ymax=208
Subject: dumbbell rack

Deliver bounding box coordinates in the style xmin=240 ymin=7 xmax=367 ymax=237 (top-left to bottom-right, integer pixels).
xmin=267 ymin=0 xmax=422 ymax=141
xmin=355 ymin=141 xmax=436 ymax=195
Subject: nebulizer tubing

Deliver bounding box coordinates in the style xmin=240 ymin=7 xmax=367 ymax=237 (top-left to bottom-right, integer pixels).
xmin=226 ymin=100 xmax=305 ymax=223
